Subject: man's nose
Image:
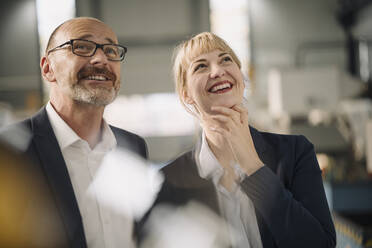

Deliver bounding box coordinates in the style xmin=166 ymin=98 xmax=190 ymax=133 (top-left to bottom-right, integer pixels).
xmin=90 ymin=48 xmax=109 ymax=65
xmin=210 ymin=64 xmax=224 ymax=79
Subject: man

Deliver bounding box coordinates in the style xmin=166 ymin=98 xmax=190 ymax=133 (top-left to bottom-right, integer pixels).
xmin=0 ymin=17 xmax=147 ymax=248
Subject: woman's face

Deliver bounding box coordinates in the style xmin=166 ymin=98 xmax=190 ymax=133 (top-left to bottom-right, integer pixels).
xmin=183 ymin=49 xmax=245 ymax=115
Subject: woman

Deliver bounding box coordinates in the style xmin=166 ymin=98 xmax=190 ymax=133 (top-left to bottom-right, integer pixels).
xmin=152 ymin=32 xmax=336 ymax=248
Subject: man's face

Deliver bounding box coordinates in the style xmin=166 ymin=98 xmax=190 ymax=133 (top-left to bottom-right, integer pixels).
xmin=47 ymin=19 xmax=121 ymax=106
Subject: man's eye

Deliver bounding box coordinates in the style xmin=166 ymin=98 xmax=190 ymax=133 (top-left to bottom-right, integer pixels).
xmin=105 ymin=47 xmax=118 ymax=55
xmin=194 ymin=63 xmax=206 ymax=72
xmin=75 ymin=44 xmax=92 ymax=51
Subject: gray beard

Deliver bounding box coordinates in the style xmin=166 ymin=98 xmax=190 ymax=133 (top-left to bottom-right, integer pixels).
xmin=70 ymin=83 xmax=119 ymax=106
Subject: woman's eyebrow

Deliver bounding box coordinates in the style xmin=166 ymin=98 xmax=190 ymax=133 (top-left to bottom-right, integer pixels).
xmin=218 ymin=52 xmax=228 ymax=57
xmin=190 ymin=58 xmax=207 ymax=67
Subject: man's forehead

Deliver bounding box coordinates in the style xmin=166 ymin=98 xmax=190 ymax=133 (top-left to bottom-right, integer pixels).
xmin=56 ymin=19 xmax=118 ymax=43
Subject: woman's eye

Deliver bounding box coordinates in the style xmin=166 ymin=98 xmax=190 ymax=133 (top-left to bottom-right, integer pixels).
xmin=222 ymin=56 xmax=232 ymax=62
xmin=194 ymin=63 xmax=207 ymax=72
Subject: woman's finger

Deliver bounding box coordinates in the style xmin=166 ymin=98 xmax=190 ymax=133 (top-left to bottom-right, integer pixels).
xmin=211 ymin=106 xmax=240 ymax=124
xmin=211 ymin=115 xmax=237 ymax=131
xmin=211 ymin=114 xmax=232 ymax=124
xmin=232 ymin=104 xmax=249 ymax=125
xmin=210 ymin=126 xmax=230 ymax=138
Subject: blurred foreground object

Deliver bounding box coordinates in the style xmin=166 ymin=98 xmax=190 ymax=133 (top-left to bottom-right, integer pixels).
xmin=140 ymin=202 xmax=231 ymax=248
xmin=0 ymin=103 xmax=15 ymax=128
xmin=0 ymin=141 xmax=67 ymax=248
xmin=87 ymin=148 xmax=163 ymax=220
xmin=0 ymin=120 xmax=31 ymax=152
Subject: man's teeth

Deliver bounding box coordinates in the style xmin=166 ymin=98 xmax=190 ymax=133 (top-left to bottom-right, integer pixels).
xmin=86 ymin=75 xmax=108 ymax=81
xmin=210 ymin=83 xmax=231 ymax=93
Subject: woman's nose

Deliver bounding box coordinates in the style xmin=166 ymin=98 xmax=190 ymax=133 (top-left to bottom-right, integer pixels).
xmin=210 ymin=64 xmax=224 ymax=79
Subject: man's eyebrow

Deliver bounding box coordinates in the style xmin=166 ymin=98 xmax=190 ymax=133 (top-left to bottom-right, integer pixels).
xmin=76 ymin=34 xmax=116 ymax=44
xmin=105 ymin=38 xmax=116 ymax=44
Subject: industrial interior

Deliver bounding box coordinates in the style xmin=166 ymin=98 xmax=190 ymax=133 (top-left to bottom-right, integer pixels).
xmin=1 ymin=0 xmax=372 ymax=247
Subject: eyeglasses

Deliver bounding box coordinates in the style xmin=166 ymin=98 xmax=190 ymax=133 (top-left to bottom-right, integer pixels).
xmin=47 ymin=39 xmax=127 ymax=61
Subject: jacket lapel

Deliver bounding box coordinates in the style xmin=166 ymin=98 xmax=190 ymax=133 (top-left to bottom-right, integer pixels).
xmin=250 ymin=126 xmax=276 ymax=171
xmin=30 ymin=108 xmax=87 ymax=248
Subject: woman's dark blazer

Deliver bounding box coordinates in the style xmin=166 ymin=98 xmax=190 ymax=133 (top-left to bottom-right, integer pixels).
xmin=153 ymin=126 xmax=336 ymax=248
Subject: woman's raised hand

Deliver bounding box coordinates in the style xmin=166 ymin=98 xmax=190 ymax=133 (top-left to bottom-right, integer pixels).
xmin=205 ymin=104 xmax=264 ymax=176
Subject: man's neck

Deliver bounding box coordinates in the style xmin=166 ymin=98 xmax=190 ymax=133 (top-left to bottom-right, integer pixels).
xmin=50 ymin=100 xmax=105 ymax=149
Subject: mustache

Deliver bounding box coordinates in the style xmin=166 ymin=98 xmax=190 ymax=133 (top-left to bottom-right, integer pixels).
xmin=77 ymin=66 xmax=117 ymax=82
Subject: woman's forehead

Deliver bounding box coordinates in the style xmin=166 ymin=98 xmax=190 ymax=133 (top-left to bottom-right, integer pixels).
xmin=185 ymin=47 xmax=226 ymax=65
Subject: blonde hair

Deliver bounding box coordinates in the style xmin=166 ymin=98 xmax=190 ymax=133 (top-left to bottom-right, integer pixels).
xmin=173 ymin=32 xmax=241 ymax=114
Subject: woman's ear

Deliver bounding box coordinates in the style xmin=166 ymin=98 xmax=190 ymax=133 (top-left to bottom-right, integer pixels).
xmin=182 ymin=89 xmax=194 ymax=105
xmin=40 ymin=56 xmax=56 ymax=82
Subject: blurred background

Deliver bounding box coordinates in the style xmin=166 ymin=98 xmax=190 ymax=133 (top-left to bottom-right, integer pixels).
xmin=1 ymin=0 xmax=372 ymax=247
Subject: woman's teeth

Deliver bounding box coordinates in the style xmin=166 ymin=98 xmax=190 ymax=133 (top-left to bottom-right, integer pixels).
xmin=210 ymin=83 xmax=231 ymax=93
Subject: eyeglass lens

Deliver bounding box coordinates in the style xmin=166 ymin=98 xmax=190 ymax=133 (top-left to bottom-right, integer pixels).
xmin=72 ymin=40 xmax=124 ymax=60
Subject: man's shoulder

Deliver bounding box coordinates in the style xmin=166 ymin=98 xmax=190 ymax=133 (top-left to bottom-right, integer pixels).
xmin=109 ymin=125 xmax=145 ymax=142
xmin=109 ymin=125 xmax=148 ymax=159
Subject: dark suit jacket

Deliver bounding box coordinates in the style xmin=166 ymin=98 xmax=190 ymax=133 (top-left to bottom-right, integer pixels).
xmin=0 ymin=107 xmax=148 ymax=248
xmin=152 ymin=127 xmax=336 ymax=248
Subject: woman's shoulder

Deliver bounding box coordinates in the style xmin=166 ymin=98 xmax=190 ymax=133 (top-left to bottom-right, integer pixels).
xmin=252 ymin=126 xmax=314 ymax=151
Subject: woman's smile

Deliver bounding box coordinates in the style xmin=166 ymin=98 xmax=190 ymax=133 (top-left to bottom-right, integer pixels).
xmin=208 ymin=80 xmax=233 ymax=93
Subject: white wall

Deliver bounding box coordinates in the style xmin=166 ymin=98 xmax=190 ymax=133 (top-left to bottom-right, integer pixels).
xmin=250 ymin=0 xmax=346 ymax=104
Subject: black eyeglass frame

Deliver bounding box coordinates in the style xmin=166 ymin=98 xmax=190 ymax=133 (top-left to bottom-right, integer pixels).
xmin=47 ymin=39 xmax=127 ymax=61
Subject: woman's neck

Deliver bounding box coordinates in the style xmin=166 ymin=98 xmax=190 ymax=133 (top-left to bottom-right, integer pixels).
xmin=204 ymin=130 xmax=238 ymax=192
xmin=204 ymin=129 xmax=235 ymax=167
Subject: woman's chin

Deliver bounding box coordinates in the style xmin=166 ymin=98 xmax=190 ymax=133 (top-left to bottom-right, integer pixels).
xmin=213 ymin=100 xmax=240 ymax=109
xmin=203 ymin=103 xmax=236 ymax=114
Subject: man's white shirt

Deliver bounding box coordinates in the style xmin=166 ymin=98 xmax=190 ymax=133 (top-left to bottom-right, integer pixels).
xmin=46 ymin=102 xmax=135 ymax=248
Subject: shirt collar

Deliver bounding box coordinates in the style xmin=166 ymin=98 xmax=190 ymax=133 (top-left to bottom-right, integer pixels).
xmin=97 ymin=119 xmax=117 ymax=152
xmin=45 ymin=102 xmax=117 ymax=151
xmin=197 ymin=132 xmax=222 ymax=179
